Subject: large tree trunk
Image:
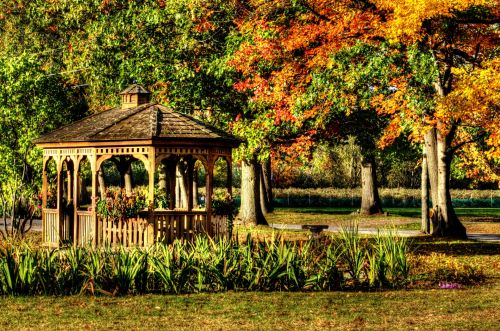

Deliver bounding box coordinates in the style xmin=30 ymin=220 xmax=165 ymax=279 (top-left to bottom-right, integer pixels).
xmin=176 ymin=163 xmax=189 ymax=209
xmin=424 ymin=129 xmax=439 ymax=230
xmin=435 ymin=129 xmax=467 ymax=238
xmin=360 ymin=154 xmax=383 ymax=215
xmin=239 ymin=157 xmax=268 ymax=226
xmin=98 ymin=170 xmax=106 ymax=199
xmin=192 ymin=167 xmax=198 ymax=208
xmin=424 ymin=125 xmax=466 ymax=238
xmin=158 ymin=163 xmax=167 ymax=191
xmin=259 ymin=158 xmax=273 ymax=214
xmin=421 ymin=144 xmax=430 ymax=234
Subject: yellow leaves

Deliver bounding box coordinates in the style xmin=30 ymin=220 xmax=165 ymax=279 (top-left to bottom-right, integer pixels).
xmin=455 ymin=141 xmax=500 ymax=184
xmin=437 ymin=58 xmax=500 ymax=158
xmin=374 ymin=0 xmax=490 ymax=43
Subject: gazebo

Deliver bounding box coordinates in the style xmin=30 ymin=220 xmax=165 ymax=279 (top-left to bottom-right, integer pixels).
xmin=35 ymin=84 xmax=240 ymax=247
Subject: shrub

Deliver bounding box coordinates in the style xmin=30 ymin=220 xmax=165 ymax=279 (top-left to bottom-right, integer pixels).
xmin=410 ymin=252 xmax=485 ymax=286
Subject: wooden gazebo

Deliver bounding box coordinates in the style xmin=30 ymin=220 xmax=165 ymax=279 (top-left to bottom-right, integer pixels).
xmin=35 ymin=84 xmax=240 ymax=247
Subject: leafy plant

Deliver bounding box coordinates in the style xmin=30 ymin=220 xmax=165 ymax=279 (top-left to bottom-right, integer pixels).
xmin=96 ymin=189 xmax=147 ymax=221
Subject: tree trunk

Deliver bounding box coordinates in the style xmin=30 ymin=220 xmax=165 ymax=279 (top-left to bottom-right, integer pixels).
xmin=260 ymin=158 xmax=273 ymax=214
xmin=176 ymin=163 xmax=188 ymax=209
xmin=124 ymin=164 xmax=133 ymax=195
xmin=239 ymin=157 xmax=268 ymax=226
xmin=424 ymin=124 xmax=466 ymax=238
xmin=421 ymin=144 xmax=430 ymax=234
xmin=360 ymin=154 xmax=383 ymax=215
xmin=434 ymin=129 xmax=467 ymax=238
xmin=424 ymin=129 xmax=439 ymax=230
xmin=193 ymin=167 xmax=198 ymax=208
xmin=98 ymin=170 xmax=106 ymax=199
xmin=158 ymin=163 xmax=167 ymax=191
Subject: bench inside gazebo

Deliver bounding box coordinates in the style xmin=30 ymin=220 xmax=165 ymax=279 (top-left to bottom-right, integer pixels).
xmin=35 ymin=84 xmax=240 ymax=248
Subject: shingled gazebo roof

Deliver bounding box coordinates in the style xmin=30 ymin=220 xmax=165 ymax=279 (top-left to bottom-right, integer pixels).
xmin=119 ymin=83 xmax=151 ymax=95
xmin=35 ymin=103 xmax=240 ymax=146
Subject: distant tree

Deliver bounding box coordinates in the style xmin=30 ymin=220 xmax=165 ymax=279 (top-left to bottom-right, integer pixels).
xmin=0 ymin=54 xmax=77 ymax=239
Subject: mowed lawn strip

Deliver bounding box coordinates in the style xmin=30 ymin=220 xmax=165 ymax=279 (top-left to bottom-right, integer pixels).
xmin=1 ymin=284 xmax=499 ymax=330
xmin=267 ymin=207 xmax=500 ymax=234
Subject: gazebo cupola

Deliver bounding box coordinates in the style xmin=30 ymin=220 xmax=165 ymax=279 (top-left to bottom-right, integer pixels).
xmin=35 ymin=84 xmax=240 ymax=248
xmin=120 ymin=83 xmax=151 ymax=109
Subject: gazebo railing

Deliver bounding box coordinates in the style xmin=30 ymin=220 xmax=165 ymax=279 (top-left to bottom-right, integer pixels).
xmin=42 ymin=209 xmax=59 ymax=248
xmin=98 ymin=215 xmax=152 ymax=247
xmin=75 ymin=210 xmax=94 ymax=246
xmin=87 ymin=210 xmax=228 ymax=247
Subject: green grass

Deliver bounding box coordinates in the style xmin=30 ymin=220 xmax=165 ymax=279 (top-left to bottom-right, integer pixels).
xmin=1 ymin=218 xmax=499 ymax=330
xmin=273 ymin=207 xmax=500 ymax=219
xmin=0 ymin=286 xmax=498 ymax=330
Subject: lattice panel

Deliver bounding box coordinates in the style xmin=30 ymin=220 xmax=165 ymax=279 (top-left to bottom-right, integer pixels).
xmin=156 ymin=147 xmax=209 ymax=155
xmin=96 ymin=147 xmax=150 ymax=155
xmin=44 ymin=148 xmax=94 ymax=157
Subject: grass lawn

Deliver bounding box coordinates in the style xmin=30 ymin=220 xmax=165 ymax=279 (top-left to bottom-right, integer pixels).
xmin=0 ymin=285 xmax=499 ymax=330
xmin=266 ymin=207 xmax=500 ymax=234
xmin=2 ymin=208 xmax=499 ymax=330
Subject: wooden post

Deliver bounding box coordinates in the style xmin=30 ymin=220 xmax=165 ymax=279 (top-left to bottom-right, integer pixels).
xmin=42 ymin=157 xmax=48 ymax=245
xmin=206 ymin=156 xmax=215 ymax=236
xmin=91 ymin=154 xmax=98 ymax=246
xmin=56 ymin=162 xmax=63 ymax=246
xmin=227 ymin=155 xmax=233 ymax=196
xmin=73 ymin=161 xmax=79 ymax=246
xmin=187 ymin=158 xmax=194 ymax=212
xmin=148 ymin=149 xmax=156 ymax=245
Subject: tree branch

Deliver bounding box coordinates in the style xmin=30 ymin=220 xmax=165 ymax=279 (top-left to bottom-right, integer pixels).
xmin=452 ymin=48 xmax=482 ymax=67
xmin=296 ymin=0 xmax=332 ymax=22
xmin=456 ymin=18 xmax=500 ymax=25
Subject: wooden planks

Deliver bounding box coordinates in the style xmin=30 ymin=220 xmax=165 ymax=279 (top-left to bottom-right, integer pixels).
xmin=92 ymin=211 xmax=228 ymax=248
xmin=43 ymin=209 xmax=59 ymax=248
xmin=98 ymin=216 xmax=149 ymax=247
xmin=76 ymin=211 xmax=94 ymax=246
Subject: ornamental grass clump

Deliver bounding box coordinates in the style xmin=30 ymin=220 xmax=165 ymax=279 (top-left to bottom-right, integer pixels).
xmin=337 ymin=224 xmax=366 ymax=283
xmin=0 ymin=232 xmax=419 ymax=296
xmin=368 ymin=229 xmax=411 ymax=287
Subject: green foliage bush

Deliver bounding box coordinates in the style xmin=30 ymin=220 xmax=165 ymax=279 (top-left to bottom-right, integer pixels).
xmin=96 ymin=189 xmax=148 ymax=220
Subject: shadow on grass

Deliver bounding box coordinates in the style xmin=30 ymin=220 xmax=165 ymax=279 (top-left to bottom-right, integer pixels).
xmin=276 ymin=207 xmax=354 ymax=215
xmin=411 ymin=236 xmax=500 ymax=256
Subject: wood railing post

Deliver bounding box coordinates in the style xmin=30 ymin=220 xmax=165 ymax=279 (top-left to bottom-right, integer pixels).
xmin=206 ymin=155 xmax=215 ymax=237
xmin=187 ymin=158 xmax=194 ymax=212
xmin=73 ymin=164 xmax=79 ymax=247
xmin=42 ymin=158 xmax=48 ymax=245
xmin=56 ymin=163 xmax=63 ymax=246
xmin=91 ymin=153 xmax=98 ymax=247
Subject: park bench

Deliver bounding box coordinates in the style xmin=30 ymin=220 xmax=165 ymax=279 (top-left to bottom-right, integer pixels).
xmin=302 ymin=224 xmax=329 ymax=239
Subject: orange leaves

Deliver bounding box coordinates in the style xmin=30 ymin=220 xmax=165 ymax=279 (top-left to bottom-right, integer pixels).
xmin=378 ymin=117 xmax=402 ymax=149
xmin=229 ymin=0 xmax=386 ymax=133
xmin=194 ymin=18 xmax=215 ymax=33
